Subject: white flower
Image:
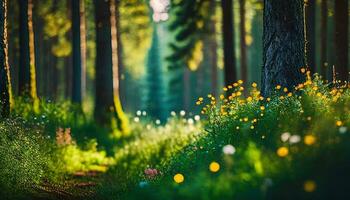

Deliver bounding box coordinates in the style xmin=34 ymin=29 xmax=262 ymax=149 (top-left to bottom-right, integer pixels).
xmin=142 ymin=111 xmax=147 ymax=116
xmin=180 ymin=110 xmax=186 ymax=116
xmin=194 ymin=115 xmax=200 ymax=121
xmin=155 ymin=119 xmax=161 ymax=125
xmin=281 ymin=132 xmax=291 ymax=142
xmin=289 ymin=135 xmax=301 ymax=144
xmin=339 ymin=126 xmax=347 ymax=134
xmin=136 ymin=110 xmax=142 ymax=116
xmin=222 ymin=144 xmax=236 ymax=155
xmin=170 ymin=111 xmax=176 ymax=116
xmin=187 ymin=118 xmax=194 ymax=125
xmin=134 ymin=117 xmax=140 ymax=123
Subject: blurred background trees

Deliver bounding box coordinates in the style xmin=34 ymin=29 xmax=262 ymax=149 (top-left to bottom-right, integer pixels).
xmin=1 ymin=0 xmax=349 ymax=125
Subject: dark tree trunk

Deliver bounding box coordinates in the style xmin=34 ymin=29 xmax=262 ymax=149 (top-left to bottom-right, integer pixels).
xmin=0 ymin=0 xmax=12 ymax=118
xmin=305 ymin=0 xmax=316 ymax=73
xmin=94 ymin=0 xmax=128 ymax=132
xmin=239 ymin=0 xmax=247 ymax=85
xmin=334 ymin=0 xmax=349 ymax=81
xmin=320 ymin=0 xmax=327 ymax=78
xmin=261 ymin=0 xmax=306 ymax=97
xmin=71 ymin=0 xmax=85 ymax=104
xmin=209 ymin=0 xmax=218 ymax=97
xmin=221 ymin=0 xmax=236 ymax=86
xmin=18 ymin=0 xmax=37 ymax=99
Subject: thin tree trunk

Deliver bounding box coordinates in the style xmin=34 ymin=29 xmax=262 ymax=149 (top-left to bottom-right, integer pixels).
xmin=261 ymin=0 xmax=306 ymax=97
xmin=0 ymin=0 xmax=12 ymax=118
xmin=334 ymin=0 xmax=349 ymax=81
xmin=239 ymin=0 xmax=247 ymax=85
xmin=305 ymin=0 xmax=316 ymax=73
xmin=320 ymin=0 xmax=327 ymax=78
xmin=183 ymin=67 xmax=190 ymax=111
xmin=18 ymin=0 xmax=37 ymax=100
xmin=71 ymin=0 xmax=84 ymax=104
xmin=221 ymin=0 xmax=236 ymax=87
xmin=94 ymin=0 xmax=128 ymax=132
xmin=209 ymin=0 xmax=218 ymax=97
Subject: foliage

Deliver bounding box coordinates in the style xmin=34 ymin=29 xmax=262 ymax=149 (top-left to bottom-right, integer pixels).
xmin=117 ymin=73 xmax=350 ymax=199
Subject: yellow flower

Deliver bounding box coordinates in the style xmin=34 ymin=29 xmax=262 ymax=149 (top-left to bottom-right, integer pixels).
xmin=300 ymin=68 xmax=306 ymax=73
xmin=252 ymin=82 xmax=257 ymax=88
xmin=277 ymin=147 xmax=289 ymax=157
xmin=223 ymin=87 xmax=228 ymax=91
xmin=250 ymin=125 xmax=255 ymax=129
xmin=287 ymin=92 xmax=293 ymax=97
xmin=238 ymin=80 xmax=243 ymax=84
xmin=243 ymin=117 xmax=248 ymax=122
xmin=220 ymin=94 xmax=225 ymax=100
xmin=276 ymin=85 xmax=281 ymax=90
xmin=209 ymin=162 xmax=220 ymax=172
xmin=336 ymin=120 xmax=343 ymax=126
xmin=304 ymin=180 xmax=316 ymax=192
xmin=283 ymin=87 xmax=288 ymax=92
xmin=260 ymin=106 xmax=265 ymax=111
xmin=304 ymin=135 xmax=316 ymax=146
xmin=174 ymin=173 xmax=184 ymax=183
xmin=247 ymin=96 xmax=253 ymax=102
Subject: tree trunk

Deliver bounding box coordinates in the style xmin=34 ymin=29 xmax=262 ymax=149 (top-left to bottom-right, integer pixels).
xmin=305 ymin=0 xmax=316 ymax=73
xmin=0 ymin=0 xmax=12 ymax=118
xmin=239 ymin=0 xmax=247 ymax=85
xmin=18 ymin=0 xmax=37 ymax=99
xmin=334 ymin=0 xmax=349 ymax=81
xmin=94 ymin=0 xmax=128 ymax=132
xmin=320 ymin=0 xmax=327 ymax=78
xmin=208 ymin=0 xmax=218 ymax=97
xmin=221 ymin=0 xmax=236 ymax=86
xmin=261 ymin=0 xmax=306 ymax=97
xmin=71 ymin=0 xmax=85 ymax=104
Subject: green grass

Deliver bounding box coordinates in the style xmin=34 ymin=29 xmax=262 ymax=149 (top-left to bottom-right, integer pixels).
xmin=2 ymin=75 xmax=350 ymax=199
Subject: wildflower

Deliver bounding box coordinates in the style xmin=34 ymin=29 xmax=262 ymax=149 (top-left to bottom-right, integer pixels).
xmin=280 ymin=132 xmax=291 ymax=142
xmin=134 ymin=117 xmax=140 ymax=123
xmin=247 ymin=96 xmax=252 ymax=102
xmin=136 ymin=110 xmax=142 ymax=116
xmin=304 ymin=180 xmax=316 ymax=192
xmin=144 ymin=168 xmax=158 ymax=179
xmin=209 ymin=162 xmax=220 ymax=172
xmin=252 ymin=82 xmax=257 ymax=88
xmin=250 ymin=125 xmax=255 ymax=129
xmin=277 ymin=147 xmax=289 ymax=157
xmin=283 ymin=87 xmax=288 ymax=92
xmin=194 ymin=115 xmax=200 ymax=121
xmin=222 ymin=145 xmax=236 ymax=155
xmin=276 ymin=85 xmax=281 ymax=90
xmin=238 ymin=80 xmax=243 ymax=84
xmin=243 ymin=117 xmax=248 ymax=122
xmin=223 ymin=87 xmax=228 ymax=91
xmin=155 ymin=119 xmax=161 ymax=125
xmin=336 ymin=120 xmax=343 ymax=127
xmin=300 ymin=68 xmax=306 ymax=73
xmin=220 ymin=94 xmax=225 ymax=100
xmin=174 ymin=173 xmax=184 ymax=183
xmin=289 ymin=135 xmax=301 ymax=144
xmin=339 ymin=126 xmax=347 ymax=134
xmin=287 ymin=92 xmax=293 ymax=97
xmin=304 ymin=135 xmax=316 ymax=145
xmin=180 ymin=110 xmax=186 ymax=116
xmin=260 ymin=106 xmax=265 ymax=111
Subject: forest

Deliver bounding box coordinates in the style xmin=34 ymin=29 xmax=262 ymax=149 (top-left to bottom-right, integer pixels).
xmin=0 ymin=0 xmax=349 ymax=199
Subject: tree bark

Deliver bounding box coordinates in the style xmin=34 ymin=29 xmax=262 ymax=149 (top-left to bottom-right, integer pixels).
xmin=261 ymin=0 xmax=306 ymax=97
xmin=71 ymin=0 xmax=86 ymax=104
xmin=0 ymin=0 xmax=12 ymax=118
xmin=320 ymin=0 xmax=327 ymax=78
xmin=94 ymin=0 xmax=128 ymax=132
xmin=239 ymin=0 xmax=247 ymax=85
xmin=18 ymin=0 xmax=37 ymax=99
xmin=221 ymin=0 xmax=236 ymax=86
xmin=305 ymin=0 xmax=316 ymax=73
xmin=334 ymin=0 xmax=349 ymax=81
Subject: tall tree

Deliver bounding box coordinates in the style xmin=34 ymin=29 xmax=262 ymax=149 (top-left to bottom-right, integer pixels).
xmin=71 ymin=0 xmax=86 ymax=104
xmin=239 ymin=0 xmax=247 ymax=85
xmin=0 ymin=0 xmax=12 ymax=118
xmin=320 ymin=0 xmax=327 ymax=78
xmin=18 ymin=0 xmax=37 ymax=100
xmin=305 ymin=0 xmax=316 ymax=73
xmin=221 ymin=0 xmax=236 ymax=87
xmin=93 ymin=0 xmax=128 ymax=132
xmin=334 ymin=0 xmax=349 ymax=81
xmin=261 ymin=0 xmax=305 ymax=96
xmin=144 ymin=25 xmax=166 ymax=121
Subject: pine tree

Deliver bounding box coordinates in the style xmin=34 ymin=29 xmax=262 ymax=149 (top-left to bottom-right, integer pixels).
xmin=144 ymin=25 xmax=166 ymax=121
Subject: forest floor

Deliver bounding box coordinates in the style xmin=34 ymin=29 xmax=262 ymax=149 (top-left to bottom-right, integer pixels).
xmin=2 ymin=75 xmax=350 ymax=199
